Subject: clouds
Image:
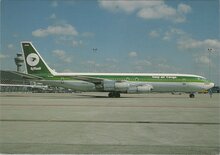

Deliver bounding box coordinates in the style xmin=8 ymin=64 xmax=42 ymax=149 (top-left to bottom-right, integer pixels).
xmin=133 ymin=57 xmax=180 ymax=73
xmin=134 ymin=59 xmax=152 ymax=71
xmin=32 ymin=21 xmax=95 ymax=48
xmin=0 ymin=53 xmax=9 ymax=60
xmin=52 ymin=49 xmax=72 ymax=63
xmin=51 ymin=1 xmax=58 ymax=8
xmin=148 ymin=27 xmax=220 ymax=68
xmin=185 ymin=39 xmax=220 ymax=66
xmin=99 ymin=1 xmax=191 ymax=23
xmin=127 ymin=48 xmax=179 ymax=73
xmin=32 ymin=23 xmax=90 ymax=48
xmin=32 ymin=24 xmax=78 ymax=37
xmin=149 ymin=30 xmax=160 ymax=38
xmin=81 ymin=59 xmax=119 ymax=73
xmin=72 ymin=40 xmax=83 ymax=47
xmin=128 ymin=51 xmax=138 ymax=57
xmin=49 ymin=13 xmax=57 ymax=19
xmin=195 ymin=55 xmax=210 ymax=65
xmin=177 ymin=3 xmax=191 ymax=14
xmin=7 ymin=44 xmax=15 ymax=50
xmin=178 ymin=39 xmax=220 ymax=50
xmin=99 ymin=1 xmax=164 ymax=13
xmin=163 ymin=28 xmax=185 ymax=41
xmin=149 ymin=27 xmax=220 ymax=51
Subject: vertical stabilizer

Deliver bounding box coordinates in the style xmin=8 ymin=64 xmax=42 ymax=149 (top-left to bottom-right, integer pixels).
xmin=21 ymin=42 xmax=56 ymax=77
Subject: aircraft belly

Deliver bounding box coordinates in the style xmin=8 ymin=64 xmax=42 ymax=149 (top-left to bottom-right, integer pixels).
xmin=149 ymin=82 xmax=203 ymax=92
xmin=39 ymin=80 xmax=206 ymax=93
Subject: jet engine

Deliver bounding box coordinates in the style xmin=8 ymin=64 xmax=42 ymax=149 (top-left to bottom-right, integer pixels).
xmin=102 ymin=80 xmax=153 ymax=94
xmin=127 ymin=84 xmax=153 ymax=94
xmin=102 ymin=80 xmax=129 ymax=92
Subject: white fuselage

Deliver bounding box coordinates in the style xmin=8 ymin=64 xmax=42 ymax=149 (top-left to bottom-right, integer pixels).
xmin=39 ymin=79 xmax=214 ymax=93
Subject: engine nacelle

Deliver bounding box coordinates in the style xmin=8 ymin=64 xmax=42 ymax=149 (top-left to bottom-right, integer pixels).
xmin=127 ymin=84 xmax=153 ymax=94
xmin=102 ymin=80 xmax=153 ymax=93
xmin=103 ymin=80 xmax=129 ymax=92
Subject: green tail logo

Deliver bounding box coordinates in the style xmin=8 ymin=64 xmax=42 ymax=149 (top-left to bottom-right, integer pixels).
xmin=21 ymin=42 xmax=56 ymax=78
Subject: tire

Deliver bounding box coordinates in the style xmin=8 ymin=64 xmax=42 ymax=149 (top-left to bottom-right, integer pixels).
xmin=189 ymin=94 xmax=195 ymax=98
xmin=108 ymin=92 xmax=121 ymax=98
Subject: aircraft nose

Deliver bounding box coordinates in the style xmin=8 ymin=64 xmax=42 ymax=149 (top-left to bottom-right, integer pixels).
xmin=206 ymin=82 xmax=215 ymax=90
xmin=210 ymin=82 xmax=215 ymax=89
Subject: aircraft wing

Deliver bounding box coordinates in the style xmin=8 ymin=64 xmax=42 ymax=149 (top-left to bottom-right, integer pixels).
xmin=72 ymin=75 xmax=127 ymax=84
xmin=72 ymin=75 xmax=105 ymax=84
xmin=7 ymin=71 xmax=43 ymax=80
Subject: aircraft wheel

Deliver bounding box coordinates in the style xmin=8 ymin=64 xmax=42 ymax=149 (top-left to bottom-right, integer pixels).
xmin=115 ymin=92 xmax=120 ymax=98
xmin=108 ymin=92 xmax=113 ymax=98
xmin=189 ymin=93 xmax=195 ymax=98
xmin=108 ymin=92 xmax=121 ymax=98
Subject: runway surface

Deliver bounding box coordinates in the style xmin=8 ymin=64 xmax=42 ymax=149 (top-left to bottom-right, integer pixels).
xmin=0 ymin=92 xmax=220 ymax=154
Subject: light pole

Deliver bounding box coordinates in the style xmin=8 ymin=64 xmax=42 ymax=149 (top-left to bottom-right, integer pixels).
xmin=208 ymin=48 xmax=213 ymax=80
xmin=92 ymin=48 xmax=98 ymax=72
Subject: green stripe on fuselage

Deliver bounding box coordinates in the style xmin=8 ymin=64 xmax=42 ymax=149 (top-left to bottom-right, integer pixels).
xmin=88 ymin=75 xmax=207 ymax=83
xmin=41 ymin=74 xmax=208 ymax=83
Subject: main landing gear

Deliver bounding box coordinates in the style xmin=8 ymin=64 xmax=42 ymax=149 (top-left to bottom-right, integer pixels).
xmin=189 ymin=93 xmax=195 ymax=98
xmin=108 ymin=92 xmax=121 ymax=98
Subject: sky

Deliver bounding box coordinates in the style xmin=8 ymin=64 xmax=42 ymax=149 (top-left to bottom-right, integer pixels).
xmin=1 ymin=0 xmax=220 ymax=85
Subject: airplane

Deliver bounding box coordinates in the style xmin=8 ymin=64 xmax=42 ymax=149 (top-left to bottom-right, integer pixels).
xmin=19 ymin=41 xmax=214 ymax=98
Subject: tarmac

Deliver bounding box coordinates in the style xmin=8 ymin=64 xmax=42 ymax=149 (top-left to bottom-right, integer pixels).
xmin=0 ymin=92 xmax=219 ymax=154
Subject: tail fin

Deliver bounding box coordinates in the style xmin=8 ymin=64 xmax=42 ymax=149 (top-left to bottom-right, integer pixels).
xmin=21 ymin=42 xmax=56 ymax=77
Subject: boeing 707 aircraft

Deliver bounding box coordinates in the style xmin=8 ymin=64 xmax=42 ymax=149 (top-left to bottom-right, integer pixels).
xmin=20 ymin=42 xmax=214 ymax=98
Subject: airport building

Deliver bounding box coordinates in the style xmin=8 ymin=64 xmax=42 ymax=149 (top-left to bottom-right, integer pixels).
xmin=0 ymin=70 xmax=71 ymax=93
xmin=0 ymin=70 xmax=30 ymax=92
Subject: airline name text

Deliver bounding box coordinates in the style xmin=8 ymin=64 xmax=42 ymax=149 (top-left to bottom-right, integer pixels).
xmin=152 ymin=76 xmax=177 ymax=79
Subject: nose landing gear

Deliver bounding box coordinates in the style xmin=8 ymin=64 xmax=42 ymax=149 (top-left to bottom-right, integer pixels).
xmin=208 ymin=89 xmax=213 ymax=98
xmin=189 ymin=93 xmax=195 ymax=98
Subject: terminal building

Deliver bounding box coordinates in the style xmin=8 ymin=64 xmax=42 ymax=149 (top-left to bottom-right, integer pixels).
xmin=0 ymin=53 xmax=28 ymax=92
xmin=0 ymin=70 xmax=30 ymax=92
xmin=0 ymin=53 xmax=71 ymax=93
xmin=1 ymin=53 xmax=39 ymax=92
xmin=0 ymin=70 xmax=70 ymax=93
